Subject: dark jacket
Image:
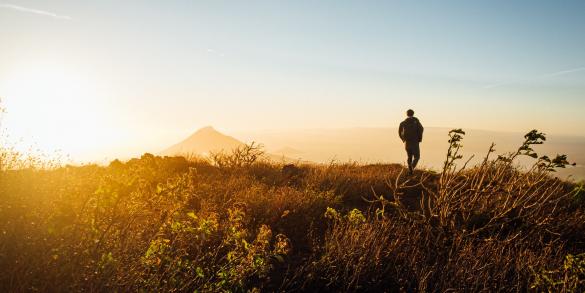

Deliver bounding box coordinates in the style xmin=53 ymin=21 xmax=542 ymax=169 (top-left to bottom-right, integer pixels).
xmin=399 ymin=117 xmax=424 ymax=143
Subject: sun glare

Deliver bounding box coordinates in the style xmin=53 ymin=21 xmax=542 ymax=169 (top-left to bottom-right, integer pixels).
xmin=1 ymin=65 xmax=114 ymax=161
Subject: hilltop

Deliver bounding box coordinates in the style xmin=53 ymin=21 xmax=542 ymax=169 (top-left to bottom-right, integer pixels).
xmin=161 ymin=126 xmax=244 ymax=156
xmin=1 ymin=129 xmax=584 ymax=292
xmin=235 ymin=127 xmax=585 ymax=180
xmin=160 ymin=126 xmax=303 ymax=163
xmin=160 ymin=126 xmax=585 ymax=180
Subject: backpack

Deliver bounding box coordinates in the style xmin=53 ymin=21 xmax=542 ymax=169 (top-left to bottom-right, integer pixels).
xmin=402 ymin=117 xmax=422 ymax=142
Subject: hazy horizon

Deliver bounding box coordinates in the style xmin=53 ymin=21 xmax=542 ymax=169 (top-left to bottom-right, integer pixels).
xmin=4 ymin=123 xmax=585 ymax=165
xmin=1 ymin=0 xmax=584 ymax=162
xmin=2 ymin=2 xmax=585 ymax=291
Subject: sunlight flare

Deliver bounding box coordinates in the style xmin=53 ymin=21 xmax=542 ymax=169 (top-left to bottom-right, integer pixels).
xmin=1 ymin=65 xmax=114 ymax=158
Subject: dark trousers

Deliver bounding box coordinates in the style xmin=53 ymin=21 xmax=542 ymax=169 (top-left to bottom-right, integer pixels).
xmin=405 ymin=142 xmax=420 ymax=172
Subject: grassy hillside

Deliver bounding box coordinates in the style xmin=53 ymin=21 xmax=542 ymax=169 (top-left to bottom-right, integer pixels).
xmin=236 ymin=127 xmax=585 ymax=181
xmin=0 ymin=130 xmax=584 ymax=292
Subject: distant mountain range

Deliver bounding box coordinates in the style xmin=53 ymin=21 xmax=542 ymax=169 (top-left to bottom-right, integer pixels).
xmin=235 ymin=127 xmax=585 ymax=181
xmin=161 ymin=126 xmax=585 ymax=181
xmin=160 ymin=126 xmax=300 ymax=163
xmin=161 ymin=126 xmax=243 ymax=156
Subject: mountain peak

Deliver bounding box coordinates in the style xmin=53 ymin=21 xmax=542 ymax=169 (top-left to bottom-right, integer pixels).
xmin=195 ymin=126 xmax=218 ymax=134
xmin=161 ymin=126 xmax=244 ymax=156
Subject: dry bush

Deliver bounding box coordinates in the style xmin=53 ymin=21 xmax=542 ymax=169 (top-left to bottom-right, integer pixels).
xmin=209 ymin=142 xmax=265 ymax=169
xmin=0 ymin=134 xmax=584 ymax=292
xmin=290 ymin=129 xmax=584 ymax=292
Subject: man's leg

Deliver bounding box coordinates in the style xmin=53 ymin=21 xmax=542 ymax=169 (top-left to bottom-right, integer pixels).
xmin=411 ymin=143 xmax=420 ymax=170
xmin=406 ymin=148 xmax=414 ymax=174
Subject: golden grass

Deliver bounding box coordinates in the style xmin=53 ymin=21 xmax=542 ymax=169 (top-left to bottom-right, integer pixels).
xmin=0 ymin=131 xmax=584 ymax=292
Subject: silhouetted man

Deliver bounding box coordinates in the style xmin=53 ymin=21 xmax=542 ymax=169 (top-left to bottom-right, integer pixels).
xmin=399 ymin=109 xmax=424 ymax=175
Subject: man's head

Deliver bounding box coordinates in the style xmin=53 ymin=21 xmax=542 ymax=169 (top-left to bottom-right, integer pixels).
xmin=406 ymin=109 xmax=414 ymax=117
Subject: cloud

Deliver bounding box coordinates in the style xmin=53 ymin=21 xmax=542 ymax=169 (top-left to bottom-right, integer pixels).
xmin=0 ymin=3 xmax=71 ymax=20
xmin=206 ymin=48 xmax=225 ymax=57
xmin=541 ymin=66 xmax=585 ymax=78
xmin=484 ymin=66 xmax=585 ymax=89
xmin=483 ymin=81 xmax=516 ymax=89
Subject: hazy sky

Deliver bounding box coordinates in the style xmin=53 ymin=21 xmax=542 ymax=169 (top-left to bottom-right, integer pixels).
xmin=1 ymin=0 xmax=584 ymax=161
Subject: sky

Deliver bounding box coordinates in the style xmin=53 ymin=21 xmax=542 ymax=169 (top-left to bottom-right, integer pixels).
xmin=0 ymin=0 xmax=584 ymax=161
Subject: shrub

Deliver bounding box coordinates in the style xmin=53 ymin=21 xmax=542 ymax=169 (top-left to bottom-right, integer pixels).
xmin=0 ymin=134 xmax=583 ymax=292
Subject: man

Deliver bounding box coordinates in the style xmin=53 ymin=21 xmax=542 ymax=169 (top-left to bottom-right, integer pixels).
xmin=399 ymin=109 xmax=424 ymax=175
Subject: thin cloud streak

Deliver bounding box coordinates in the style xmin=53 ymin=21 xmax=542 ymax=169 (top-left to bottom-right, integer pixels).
xmin=542 ymin=66 xmax=585 ymax=77
xmin=484 ymin=66 xmax=585 ymax=89
xmin=483 ymin=80 xmax=517 ymax=89
xmin=206 ymin=48 xmax=225 ymax=57
xmin=0 ymin=3 xmax=71 ymax=20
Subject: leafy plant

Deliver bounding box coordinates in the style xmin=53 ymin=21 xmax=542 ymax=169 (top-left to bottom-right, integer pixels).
xmin=0 ymin=128 xmax=582 ymax=292
xmin=532 ymin=253 xmax=585 ymax=292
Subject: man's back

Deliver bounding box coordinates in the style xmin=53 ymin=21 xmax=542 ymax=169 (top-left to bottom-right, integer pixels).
xmin=399 ymin=110 xmax=424 ymax=175
xmin=399 ymin=116 xmax=424 ymax=143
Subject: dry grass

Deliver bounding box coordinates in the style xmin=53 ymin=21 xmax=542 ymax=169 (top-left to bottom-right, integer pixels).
xmin=0 ymin=131 xmax=584 ymax=292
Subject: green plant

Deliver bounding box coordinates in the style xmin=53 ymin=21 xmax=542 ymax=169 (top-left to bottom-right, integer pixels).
xmin=0 ymin=129 xmax=583 ymax=292
xmin=532 ymin=253 xmax=585 ymax=292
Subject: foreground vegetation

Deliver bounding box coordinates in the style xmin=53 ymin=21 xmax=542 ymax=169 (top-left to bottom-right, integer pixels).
xmin=1 ymin=130 xmax=584 ymax=292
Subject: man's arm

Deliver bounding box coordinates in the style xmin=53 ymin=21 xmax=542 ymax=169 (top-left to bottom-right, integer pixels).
xmin=418 ymin=120 xmax=424 ymax=142
xmin=398 ymin=122 xmax=405 ymax=142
